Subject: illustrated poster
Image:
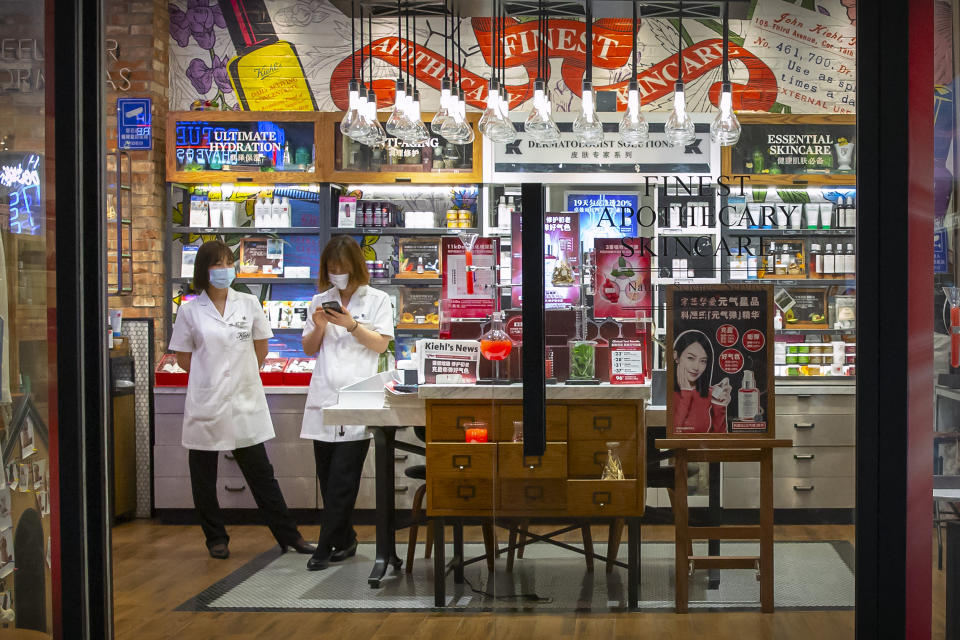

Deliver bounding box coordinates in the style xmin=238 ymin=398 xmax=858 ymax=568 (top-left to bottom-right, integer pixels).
xmin=441 ymin=237 xmax=498 ymax=319
xmin=666 ymin=284 xmax=774 ymax=437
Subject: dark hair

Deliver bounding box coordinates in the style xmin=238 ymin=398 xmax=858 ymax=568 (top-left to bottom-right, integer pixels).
xmin=672 ymin=330 xmax=713 ymax=398
xmin=319 ymin=235 xmax=370 ymax=290
xmin=192 ymin=240 xmax=235 ymax=293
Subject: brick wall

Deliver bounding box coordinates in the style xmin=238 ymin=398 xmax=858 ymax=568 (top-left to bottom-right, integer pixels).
xmin=105 ymin=0 xmax=169 ymax=360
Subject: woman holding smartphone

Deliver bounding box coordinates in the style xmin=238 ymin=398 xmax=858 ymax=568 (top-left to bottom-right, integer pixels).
xmin=169 ymin=240 xmax=313 ymax=559
xmin=301 ymin=236 xmax=394 ymax=570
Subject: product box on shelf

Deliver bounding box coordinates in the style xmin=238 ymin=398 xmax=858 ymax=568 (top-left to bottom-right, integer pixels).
xmin=283 ymin=358 xmax=316 ymax=385
xmin=260 ymin=358 xmax=289 ymax=386
xmin=155 ymin=353 xmax=189 ymax=386
xmin=239 ymin=238 xmax=284 ymax=277
xmin=397 ymin=238 xmax=441 ymax=278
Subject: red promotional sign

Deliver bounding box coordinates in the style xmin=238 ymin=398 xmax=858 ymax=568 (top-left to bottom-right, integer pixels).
xmin=716 ymin=324 xmax=739 ymax=347
xmin=742 ymin=329 xmax=766 ymax=352
xmin=719 ymin=348 xmax=745 ymax=374
xmin=330 ymin=19 xmax=777 ymax=113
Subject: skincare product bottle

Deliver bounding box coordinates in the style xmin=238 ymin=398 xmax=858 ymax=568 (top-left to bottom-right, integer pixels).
xmin=417 ymin=256 xmax=424 ymax=274
xmin=806 ymin=202 xmax=818 ymax=229
xmin=823 ymin=243 xmax=835 ymax=276
xmin=809 ymin=243 xmax=821 ymax=279
xmin=747 ymin=253 xmax=758 ymax=280
xmin=846 ymin=243 xmax=856 ymax=277
xmin=774 ymin=310 xmax=783 ymax=330
xmin=820 ymin=202 xmax=832 ymax=229
xmin=775 ymin=206 xmax=788 ymax=229
xmin=221 ymin=200 xmax=236 ymax=227
xmin=738 ymin=370 xmax=759 ymax=421
xmin=279 ymin=197 xmax=291 ymax=227
xmin=846 ymin=197 xmax=856 ymax=229
xmin=283 ymin=141 xmax=292 ymax=168
xmin=254 ymin=197 xmax=264 ymax=227
xmin=219 ymin=0 xmax=318 ymax=111
xmin=789 ymin=205 xmax=802 ymax=229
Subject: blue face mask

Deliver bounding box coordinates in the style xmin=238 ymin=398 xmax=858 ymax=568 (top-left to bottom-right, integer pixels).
xmin=209 ymin=266 xmax=236 ymax=289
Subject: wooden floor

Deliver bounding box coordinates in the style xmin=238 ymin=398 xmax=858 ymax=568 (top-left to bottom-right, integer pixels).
xmin=110 ymin=521 xmax=866 ymax=639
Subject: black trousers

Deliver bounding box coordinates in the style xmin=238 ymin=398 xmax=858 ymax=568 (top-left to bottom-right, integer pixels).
xmin=313 ymin=439 xmax=369 ymax=553
xmin=188 ymin=443 xmax=301 ymax=549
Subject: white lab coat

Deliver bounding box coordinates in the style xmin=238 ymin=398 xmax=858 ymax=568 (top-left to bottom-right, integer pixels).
xmin=169 ymin=288 xmax=275 ymax=451
xmin=300 ymin=285 xmax=394 ymax=442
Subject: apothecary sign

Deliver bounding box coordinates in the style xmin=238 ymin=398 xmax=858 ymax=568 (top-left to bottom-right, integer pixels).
xmin=729 ymin=120 xmax=856 ymax=176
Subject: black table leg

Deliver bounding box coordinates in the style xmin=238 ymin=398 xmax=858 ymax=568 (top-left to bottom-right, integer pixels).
xmin=434 ymin=516 xmax=446 ymax=607
xmin=453 ymin=518 xmax=465 ymax=584
xmin=628 ymin=517 xmax=640 ymax=609
xmin=708 ymin=460 xmax=721 ymax=590
xmin=368 ymin=427 xmax=401 ymax=588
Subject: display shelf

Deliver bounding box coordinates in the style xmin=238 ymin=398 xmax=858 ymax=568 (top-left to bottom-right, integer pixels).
xmin=270 ymin=327 xmax=308 ymax=334
xmin=777 ymin=328 xmax=855 ymax=335
xmin=331 ymin=227 xmax=479 ymax=236
xmin=722 ymin=228 xmax=856 ymax=236
xmin=738 ymin=278 xmax=855 ymax=286
xmin=372 ymin=277 xmax=443 ymax=287
xmin=171 ymin=277 xmax=317 ymax=285
xmin=173 ymin=226 xmax=319 ymax=235
xmin=394 ymin=327 xmax=439 ymax=336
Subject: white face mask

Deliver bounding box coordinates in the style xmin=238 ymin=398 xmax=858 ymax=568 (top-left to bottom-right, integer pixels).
xmin=329 ymin=273 xmax=350 ymax=290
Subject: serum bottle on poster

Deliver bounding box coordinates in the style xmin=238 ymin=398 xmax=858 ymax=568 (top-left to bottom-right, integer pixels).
xmin=738 ymin=370 xmax=759 ymax=421
xmin=218 ymin=0 xmax=318 ymax=111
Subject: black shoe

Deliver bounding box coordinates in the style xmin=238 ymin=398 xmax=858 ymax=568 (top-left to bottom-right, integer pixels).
xmin=330 ymin=539 xmax=358 ymax=562
xmin=281 ymin=537 xmax=316 ymax=555
xmin=306 ymin=551 xmax=330 ymax=571
xmin=208 ymin=543 xmax=229 ymax=560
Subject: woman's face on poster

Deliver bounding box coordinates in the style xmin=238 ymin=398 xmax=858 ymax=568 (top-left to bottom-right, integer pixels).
xmin=676 ymin=341 xmax=708 ymax=388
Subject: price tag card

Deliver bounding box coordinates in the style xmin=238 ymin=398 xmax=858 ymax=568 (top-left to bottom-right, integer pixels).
xmin=609 ymin=339 xmax=645 ymax=384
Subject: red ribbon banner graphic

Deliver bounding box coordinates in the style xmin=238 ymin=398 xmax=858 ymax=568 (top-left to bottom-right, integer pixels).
xmin=330 ymin=18 xmax=777 ymax=113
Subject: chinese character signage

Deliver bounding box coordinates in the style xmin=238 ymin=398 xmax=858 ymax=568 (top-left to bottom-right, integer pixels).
xmin=729 ymin=121 xmax=856 ymax=176
xmin=566 ymin=192 xmax=639 ymax=246
xmin=416 ymin=339 xmax=480 ymax=384
xmin=441 ymin=237 xmax=498 ymax=319
xmin=666 ymin=284 xmax=774 ymax=438
xmin=173 ymin=119 xmax=315 ymax=172
xmin=511 ymin=210 xmax=580 ymax=309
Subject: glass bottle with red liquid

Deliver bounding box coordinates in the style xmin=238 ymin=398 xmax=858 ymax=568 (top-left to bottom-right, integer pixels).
xmin=479 ymin=311 xmax=513 ymax=383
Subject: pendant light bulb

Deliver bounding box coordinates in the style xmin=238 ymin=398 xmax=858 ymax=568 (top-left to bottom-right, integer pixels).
xmin=619 ymin=81 xmax=649 ymax=146
xmin=525 ymin=80 xmax=558 ymax=142
xmin=455 ymin=88 xmax=474 ymax=143
xmin=665 ymin=82 xmax=696 ymax=146
xmin=352 ymin=85 xmax=373 ymax=143
xmin=573 ymin=80 xmax=604 ymax=144
xmin=342 ymin=80 xmax=367 ymax=140
xmin=479 ymin=79 xmax=501 ymax=137
xmin=386 ymin=79 xmax=412 ymax=138
xmin=495 ymin=87 xmax=518 ymax=143
xmin=361 ymin=90 xmax=386 ymax=147
xmin=710 ymin=82 xmax=741 ymax=146
xmin=431 ymin=78 xmax=454 ymax=134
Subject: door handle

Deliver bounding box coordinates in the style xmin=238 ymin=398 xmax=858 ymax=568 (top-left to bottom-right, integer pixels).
xmin=224 ymin=484 xmax=246 ymax=492
xmin=592 ymin=416 xmax=612 ymax=432
xmin=593 ymin=451 xmax=606 ymax=465
xmin=592 ymin=491 xmax=612 ymax=506
xmin=395 ymin=486 xmax=410 ymax=493
xmin=452 ymin=455 xmax=472 ymax=470
xmin=524 ymin=485 xmax=544 ymax=500
xmin=394 ymin=454 xmax=408 ymax=462
xmin=793 ymin=485 xmax=815 ymax=492
xmin=794 ymin=423 xmax=815 ymax=430
xmin=793 ymin=454 xmax=815 ymax=460
xmin=456 ymin=485 xmax=476 ymax=499
xmin=224 ymin=453 xmax=235 ymax=461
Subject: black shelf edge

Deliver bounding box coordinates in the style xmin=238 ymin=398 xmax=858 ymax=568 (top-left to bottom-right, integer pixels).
xmin=331 ymin=227 xmax=479 ymax=236
xmin=728 ymin=279 xmax=856 ymax=286
xmin=171 ymin=277 xmax=317 ymax=285
xmin=371 ymin=277 xmax=443 ymax=287
xmin=722 ymin=228 xmax=856 ymax=236
xmin=172 ymin=227 xmax=318 ymax=235
xmin=777 ymin=328 xmax=856 ymax=335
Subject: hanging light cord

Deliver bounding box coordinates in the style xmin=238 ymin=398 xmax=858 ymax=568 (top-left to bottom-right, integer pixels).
xmin=413 ymin=11 xmax=417 ymax=94
xmin=632 ymin=1 xmax=637 ymax=80
xmin=677 ymin=0 xmax=684 ymax=84
xmin=350 ymin=0 xmax=356 ymax=80
xmin=368 ymin=9 xmax=374 ymax=95
xmin=722 ymin=1 xmax=729 ymax=84
xmin=397 ymin=0 xmax=403 ymax=82
xmin=584 ymin=0 xmax=592 ymax=84
xmin=359 ymin=5 xmax=365 ymax=87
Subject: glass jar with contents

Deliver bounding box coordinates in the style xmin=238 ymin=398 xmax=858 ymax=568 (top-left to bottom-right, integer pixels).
xmin=512 ymin=421 xmax=523 ymax=443
xmin=568 ymin=339 xmax=597 ymax=380
xmin=601 ymin=441 xmax=625 ymax=480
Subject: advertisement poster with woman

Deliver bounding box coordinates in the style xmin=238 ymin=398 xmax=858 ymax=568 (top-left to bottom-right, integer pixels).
xmin=666 ymin=284 xmax=774 ymax=437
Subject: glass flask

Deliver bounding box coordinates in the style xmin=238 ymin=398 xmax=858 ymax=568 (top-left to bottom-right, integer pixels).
xmin=601 ymin=442 xmax=625 ymax=480
xmin=665 ymin=82 xmax=696 ymax=146
xmin=619 ymin=81 xmax=649 ymax=146
xmin=710 ymin=82 xmax=742 ymax=146
xmin=572 ymin=81 xmax=604 ymax=144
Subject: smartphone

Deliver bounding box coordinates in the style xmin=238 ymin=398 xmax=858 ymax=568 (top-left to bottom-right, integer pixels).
xmin=322 ymin=300 xmax=345 ymax=314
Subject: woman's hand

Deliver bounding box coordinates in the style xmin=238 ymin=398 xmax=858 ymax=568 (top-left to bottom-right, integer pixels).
xmin=311 ymin=307 xmax=329 ymax=334
xmin=324 ymin=307 xmax=356 ymax=329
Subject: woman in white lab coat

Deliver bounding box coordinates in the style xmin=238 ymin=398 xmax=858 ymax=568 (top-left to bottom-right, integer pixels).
xmin=169 ymin=240 xmax=313 ymax=559
xmin=301 ymin=236 xmax=393 ymax=570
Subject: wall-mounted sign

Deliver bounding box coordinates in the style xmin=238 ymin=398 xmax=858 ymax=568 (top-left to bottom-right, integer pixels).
xmin=173 ymin=119 xmax=315 ymax=173
xmin=666 ymin=284 xmax=774 ymax=437
xmin=493 ymin=113 xmax=713 ymax=176
xmin=332 ymin=124 xmax=473 ymax=174
xmin=0 ymin=152 xmax=43 ymax=235
xmin=566 ymin=192 xmax=639 ymax=246
xmin=117 ymin=98 xmax=152 ymax=150
xmin=730 ymin=121 xmax=856 ymax=176
xmin=935 ymin=218 xmax=949 ymax=274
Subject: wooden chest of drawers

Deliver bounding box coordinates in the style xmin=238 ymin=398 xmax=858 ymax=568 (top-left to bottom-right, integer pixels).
xmin=425 ymin=398 xmax=645 ymax=517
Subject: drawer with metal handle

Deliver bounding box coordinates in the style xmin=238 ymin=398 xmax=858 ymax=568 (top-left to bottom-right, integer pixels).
xmin=567 ymin=439 xmax=637 ymax=479
xmin=775 ymin=413 xmax=855 ymax=446
xmin=499 ymin=479 xmax=566 ymax=511
xmin=722 ymin=476 xmax=854 ymax=509
xmin=497 ymin=442 xmax=567 ymax=478
xmin=153 ymin=476 xmax=317 ymax=510
xmin=566 ymin=479 xmax=640 ymax=516
xmin=498 ymin=404 xmax=567 ymax=441
xmin=723 ymin=446 xmax=855 ymax=478
xmin=568 ymin=405 xmax=638 ymax=441
xmin=429 ymin=478 xmax=495 ymax=512
xmin=775 ymin=394 xmax=855 ymax=415
xmin=428 ymin=405 xmax=494 ymax=442
xmin=426 ymin=443 xmax=496 ymax=478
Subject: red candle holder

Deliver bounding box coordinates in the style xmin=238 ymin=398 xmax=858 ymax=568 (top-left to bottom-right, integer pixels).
xmin=464 ymin=422 xmax=488 ymax=443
